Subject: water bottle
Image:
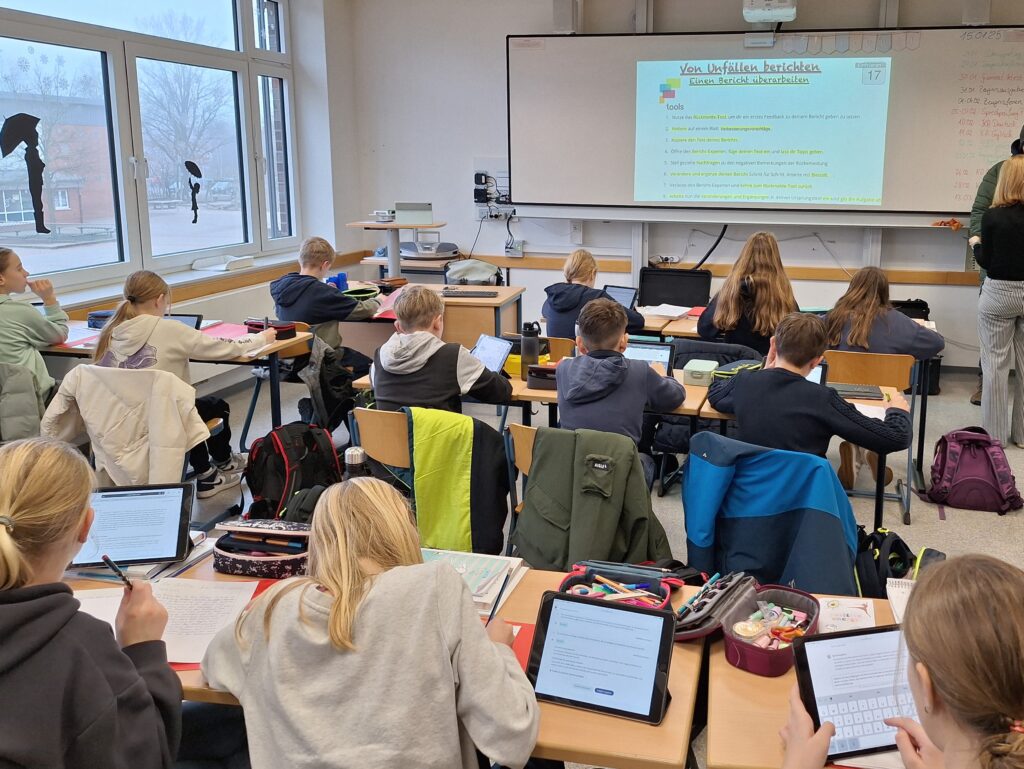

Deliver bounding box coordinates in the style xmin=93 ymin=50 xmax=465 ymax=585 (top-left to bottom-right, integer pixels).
xmin=521 ymin=321 xmax=541 ymax=381
xmin=343 ymin=446 xmax=369 ymax=480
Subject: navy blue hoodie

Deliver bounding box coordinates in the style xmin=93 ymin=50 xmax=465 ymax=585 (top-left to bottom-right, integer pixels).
xmin=542 ymin=283 xmax=645 ymax=340
xmin=270 ymin=273 xmax=380 ymax=325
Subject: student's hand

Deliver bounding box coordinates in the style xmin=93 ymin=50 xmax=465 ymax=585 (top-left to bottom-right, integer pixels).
xmin=887 ymin=393 xmax=910 ymax=412
xmin=260 ymin=328 xmax=278 ymax=344
xmin=27 ymin=279 xmax=56 ymax=304
xmin=114 ymin=581 xmax=168 ymax=648
xmin=780 ymin=685 xmax=834 ymax=769
xmin=884 ymin=718 xmax=943 ymax=769
xmin=649 ymin=362 xmax=667 ymax=377
xmin=486 ymin=617 xmax=516 ymax=647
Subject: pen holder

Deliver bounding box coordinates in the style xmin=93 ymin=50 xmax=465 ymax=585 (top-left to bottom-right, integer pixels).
xmin=212 ymin=519 xmax=309 ymax=579
xmin=244 ymin=319 xmax=298 ymax=340
xmin=558 ymin=562 xmax=672 ymax=610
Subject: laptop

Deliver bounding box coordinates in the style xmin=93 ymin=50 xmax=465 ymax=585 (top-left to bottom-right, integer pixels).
xmin=603 ymin=284 xmax=638 ymax=310
xmin=806 ymin=361 xmax=829 ymax=385
xmin=624 ymin=341 xmax=675 ymax=375
xmin=166 ymin=313 xmax=204 ymax=330
xmin=71 ymin=484 xmax=194 ymax=568
xmin=526 ymin=592 xmax=675 ymax=725
xmin=470 ymin=334 xmax=514 ymax=373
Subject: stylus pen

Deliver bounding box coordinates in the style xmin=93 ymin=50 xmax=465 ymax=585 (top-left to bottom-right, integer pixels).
xmin=485 ymin=568 xmax=514 ymax=627
xmin=101 ymin=554 xmax=133 ymax=591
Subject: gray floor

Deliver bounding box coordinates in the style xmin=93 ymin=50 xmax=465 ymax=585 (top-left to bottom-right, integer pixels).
xmin=196 ymin=368 xmax=1023 ymax=769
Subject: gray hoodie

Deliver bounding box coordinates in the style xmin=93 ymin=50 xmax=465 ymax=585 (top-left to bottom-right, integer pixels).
xmin=557 ymin=350 xmax=685 ymax=443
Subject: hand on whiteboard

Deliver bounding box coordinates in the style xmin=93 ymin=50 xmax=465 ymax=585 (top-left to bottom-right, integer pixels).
xmin=115 ymin=581 xmax=168 ymax=648
xmin=780 ymin=685 xmax=834 ymax=769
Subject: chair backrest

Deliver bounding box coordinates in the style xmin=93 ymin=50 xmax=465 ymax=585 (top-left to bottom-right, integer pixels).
xmin=277 ymin=320 xmax=312 ymax=359
xmin=638 ymin=267 xmax=712 ymax=308
xmin=544 ymin=336 xmax=576 ymax=361
xmin=824 ymin=350 xmax=915 ymax=390
xmin=508 ymin=422 xmax=537 ymax=475
xmin=353 ymin=407 xmax=410 ymax=468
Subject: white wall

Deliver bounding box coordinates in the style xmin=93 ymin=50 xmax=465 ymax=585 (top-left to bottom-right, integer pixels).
xmin=319 ymin=0 xmax=1024 ymax=367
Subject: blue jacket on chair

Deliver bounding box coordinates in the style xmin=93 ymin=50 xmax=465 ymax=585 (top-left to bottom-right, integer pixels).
xmin=683 ymin=431 xmax=858 ymax=596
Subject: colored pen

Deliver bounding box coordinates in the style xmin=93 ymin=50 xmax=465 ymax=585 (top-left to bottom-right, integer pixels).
xmin=101 ymin=554 xmax=133 ymax=591
xmin=678 ymin=572 xmax=720 ymax=617
xmin=485 ymin=567 xmax=514 ymax=627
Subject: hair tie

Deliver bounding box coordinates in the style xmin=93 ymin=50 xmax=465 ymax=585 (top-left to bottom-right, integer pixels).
xmin=1010 ymin=720 xmax=1024 ymax=734
xmin=0 ymin=516 xmax=14 ymax=533
xmin=126 ymin=295 xmax=137 ymax=303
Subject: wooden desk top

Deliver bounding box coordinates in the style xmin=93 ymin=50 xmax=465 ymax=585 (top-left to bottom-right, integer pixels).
xmin=641 ymin=316 xmax=674 ymax=334
xmin=661 ymin=316 xmax=700 ymax=339
xmin=361 ymin=255 xmax=449 ymax=271
xmin=430 ymin=284 xmax=524 ymax=307
xmin=706 ymin=597 xmax=895 ymax=769
xmin=346 ymin=220 xmax=446 ymax=230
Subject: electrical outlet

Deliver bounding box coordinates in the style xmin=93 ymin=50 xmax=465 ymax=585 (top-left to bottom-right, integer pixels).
xmin=505 ymin=239 xmax=524 ymax=257
xmin=476 ymin=204 xmax=516 ymax=221
xmin=569 ymin=219 xmax=583 ymax=245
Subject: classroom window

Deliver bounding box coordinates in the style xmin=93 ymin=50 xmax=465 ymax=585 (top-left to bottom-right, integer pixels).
xmin=0 ymin=36 xmax=123 ymax=275
xmin=258 ymin=74 xmax=292 ymax=240
xmin=253 ymin=0 xmax=284 ymax=53
xmin=0 ymin=0 xmax=239 ymax=50
xmin=137 ymin=58 xmax=248 ymax=258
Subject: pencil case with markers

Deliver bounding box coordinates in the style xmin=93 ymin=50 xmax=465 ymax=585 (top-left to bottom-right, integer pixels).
xmin=557 ymin=560 xmax=700 ymax=611
xmin=673 ymin=573 xmax=819 ymax=677
xmin=213 ymin=519 xmax=309 ymax=579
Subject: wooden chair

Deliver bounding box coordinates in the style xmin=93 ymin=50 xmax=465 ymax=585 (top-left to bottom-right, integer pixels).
xmin=352 ymin=407 xmax=410 ymax=469
xmin=240 ymin=321 xmax=313 ymax=451
xmin=504 ymin=422 xmax=537 ymax=555
xmin=823 ymin=350 xmax=918 ymax=527
xmin=544 ymin=336 xmax=575 ymax=361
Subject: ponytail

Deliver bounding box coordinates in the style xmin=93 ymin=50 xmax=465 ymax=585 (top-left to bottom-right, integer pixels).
xmin=979 ymin=731 xmax=1024 ymax=769
xmin=93 ymin=270 xmax=170 ymax=361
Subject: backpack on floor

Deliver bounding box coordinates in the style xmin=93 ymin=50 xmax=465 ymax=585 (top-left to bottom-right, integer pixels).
xmin=244 ymin=423 xmax=343 ymax=519
xmin=926 ymin=426 xmax=1023 ymax=514
xmin=854 ymin=527 xmax=946 ymax=599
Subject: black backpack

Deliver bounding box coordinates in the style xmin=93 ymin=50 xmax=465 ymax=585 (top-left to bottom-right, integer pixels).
xmin=244 ymin=424 xmax=343 ymax=519
xmin=854 ymin=527 xmax=945 ymax=598
xmin=280 ymin=485 xmax=327 ymax=524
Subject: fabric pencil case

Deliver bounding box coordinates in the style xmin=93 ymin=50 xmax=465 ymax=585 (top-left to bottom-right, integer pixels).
xmin=244 ymin=319 xmax=298 ymax=339
xmin=558 ymin=560 xmax=675 ymax=610
xmin=213 ymin=519 xmax=309 ymax=579
xmin=87 ymin=310 xmax=114 ymax=329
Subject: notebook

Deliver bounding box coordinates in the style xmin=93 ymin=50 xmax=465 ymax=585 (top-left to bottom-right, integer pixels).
xmin=886 ymin=578 xmax=914 ymax=624
xmin=420 ymin=549 xmax=528 ymax=616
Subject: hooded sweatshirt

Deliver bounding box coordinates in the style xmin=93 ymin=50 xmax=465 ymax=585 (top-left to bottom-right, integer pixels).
xmin=829 ymin=308 xmax=945 ymax=361
xmin=0 ymin=583 xmax=181 ymax=768
xmin=0 ymin=293 xmax=69 ymax=396
xmin=95 ymin=314 xmax=267 ymax=384
xmin=556 ymin=350 xmax=685 ymax=443
xmin=541 ymin=283 xmax=645 ymax=340
xmin=369 ymin=330 xmax=512 ymax=413
xmin=270 ymin=272 xmax=380 ymax=325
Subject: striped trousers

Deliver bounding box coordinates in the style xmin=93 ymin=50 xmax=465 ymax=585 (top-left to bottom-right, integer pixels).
xmin=978 ymin=278 xmax=1024 ymax=445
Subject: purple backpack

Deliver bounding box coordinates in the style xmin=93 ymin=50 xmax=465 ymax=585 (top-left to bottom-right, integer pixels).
xmin=927 ymin=426 xmax=1023 ymax=514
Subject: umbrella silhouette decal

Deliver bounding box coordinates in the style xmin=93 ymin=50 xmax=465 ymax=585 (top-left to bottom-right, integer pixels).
xmin=1 ymin=113 xmax=50 ymax=234
xmin=185 ymin=160 xmax=202 ymax=224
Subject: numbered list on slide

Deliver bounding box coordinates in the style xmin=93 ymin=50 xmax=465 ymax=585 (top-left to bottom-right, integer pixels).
xmin=634 ymin=58 xmax=892 ymax=206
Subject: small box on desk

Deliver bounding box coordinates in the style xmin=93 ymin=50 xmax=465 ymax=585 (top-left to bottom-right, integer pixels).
xmin=527 ymin=363 xmax=558 ymax=390
xmin=683 ymin=359 xmax=717 ymax=386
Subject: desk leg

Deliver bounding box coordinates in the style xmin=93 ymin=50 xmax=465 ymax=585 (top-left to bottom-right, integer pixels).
xmin=719 ymin=419 xmax=727 ymax=436
xmin=386 ymin=229 xmax=402 ymax=279
xmin=915 ymin=358 xmax=930 ymax=487
xmin=268 ymin=353 xmax=282 ymax=428
xmin=873 ymin=453 xmax=887 ymax=531
xmin=548 ymin=402 xmax=558 ymax=428
xmin=521 ymin=402 xmax=531 ymax=427
xmin=516 ymin=296 xmax=523 ymax=330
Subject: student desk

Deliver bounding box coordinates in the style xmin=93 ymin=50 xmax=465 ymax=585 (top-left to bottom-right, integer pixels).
xmin=86 ymin=562 xmax=705 ymax=769
xmin=661 ymin=317 xmax=700 ymax=339
xmin=642 ymin=316 xmax=675 ymax=335
xmin=41 ymin=321 xmax=312 ymax=432
xmin=706 ymin=597 xmax=895 ymax=769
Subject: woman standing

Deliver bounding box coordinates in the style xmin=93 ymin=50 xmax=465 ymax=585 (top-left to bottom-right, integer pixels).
xmin=976 ymin=154 xmax=1024 ymax=446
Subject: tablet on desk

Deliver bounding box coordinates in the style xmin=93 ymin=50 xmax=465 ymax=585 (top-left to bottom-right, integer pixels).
xmin=806 ymin=361 xmax=829 ymax=385
xmin=471 ymin=334 xmax=514 ymax=373
xmin=624 ymin=341 xmax=674 ymax=375
xmin=71 ymin=484 xmax=193 ymax=568
xmin=603 ymin=284 xmax=638 ymax=309
xmin=166 ymin=313 xmax=204 ymax=330
xmin=794 ymin=626 xmax=919 ymax=761
xmin=526 ymin=592 xmax=675 ymax=725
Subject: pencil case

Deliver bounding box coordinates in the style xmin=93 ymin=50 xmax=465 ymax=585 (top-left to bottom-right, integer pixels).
xmin=244 ymin=319 xmax=298 ymax=339
xmin=87 ymin=310 xmax=114 ymax=329
xmin=674 ymin=573 xmax=819 ymax=677
xmin=213 ymin=519 xmax=309 ymax=579
xmin=558 ymin=561 xmax=676 ymax=610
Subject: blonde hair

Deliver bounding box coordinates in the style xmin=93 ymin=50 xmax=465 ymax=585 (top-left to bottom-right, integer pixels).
xmin=94 ymin=271 xmax=170 ymax=361
xmin=238 ymin=478 xmax=422 ymax=651
xmin=825 ymin=267 xmax=891 ymax=350
xmin=713 ymin=231 xmax=797 ymax=336
xmin=299 ymin=236 xmax=336 ymax=270
xmin=903 ymin=555 xmax=1024 ymax=769
xmin=0 ymin=438 xmax=95 ymax=590
xmin=394 ymin=285 xmax=444 ymax=331
xmin=563 ymin=249 xmax=597 ymax=284
xmin=993 ymin=155 xmax=1024 ymax=208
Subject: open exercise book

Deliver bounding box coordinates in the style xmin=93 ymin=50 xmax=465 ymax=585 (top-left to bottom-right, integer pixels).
xmin=420 ymin=549 xmax=528 ymax=616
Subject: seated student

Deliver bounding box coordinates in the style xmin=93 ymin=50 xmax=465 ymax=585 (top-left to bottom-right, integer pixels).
xmin=0 ymin=437 xmax=181 ymax=768
xmin=825 ymin=266 xmax=945 ymax=487
xmin=707 ymin=312 xmax=912 ymax=459
xmin=370 ymin=285 xmax=512 ymax=412
xmin=270 ymin=236 xmax=381 ymax=373
xmin=557 ymin=298 xmax=685 ymax=488
xmin=542 ymin=248 xmax=644 ymax=340
xmin=202 ymin=477 xmax=539 ymax=769
xmin=0 ymin=246 xmax=69 ymax=402
xmin=698 ymin=231 xmax=797 ymax=356
xmin=781 ymin=554 xmax=1024 ymax=769
xmin=94 ymin=270 xmax=276 ymax=498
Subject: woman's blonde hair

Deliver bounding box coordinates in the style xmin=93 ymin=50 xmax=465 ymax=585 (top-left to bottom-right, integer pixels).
xmin=903 ymin=555 xmax=1024 ymax=769
xmin=712 ymin=231 xmax=797 ymax=336
xmin=94 ymin=270 xmax=170 ymax=361
xmin=564 ymin=249 xmax=597 ymax=284
xmin=238 ymin=477 xmax=422 ymax=651
xmin=825 ymin=267 xmax=890 ymax=349
xmin=993 ymin=155 xmax=1024 ymax=208
xmin=0 ymin=438 xmax=95 ymax=590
